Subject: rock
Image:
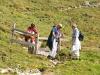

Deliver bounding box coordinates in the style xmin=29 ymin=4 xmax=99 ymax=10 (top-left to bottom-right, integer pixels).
xmin=23 ymin=47 xmax=28 ymax=50
xmin=15 ymin=68 xmax=42 ymax=75
xmin=84 ymin=1 xmax=91 ymax=6
xmin=43 ymin=71 xmax=55 ymax=75
xmin=98 ymin=3 xmax=100 ymax=6
xmin=32 ymin=72 xmax=42 ymax=75
xmin=36 ymin=48 xmax=49 ymax=56
xmin=79 ymin=5 xmax=82 ymax=8
xmin=0 ymin=67 xmax=14 ymax=74
xmin=74 ymin=6 xmax=78 ymax=8
xmin=67 ymin=7 xmax=72 ymax=10
xmin=49 ymin=59 xmax=60 ymax=65
xmin=0 ymin=68 xmax=9 ymax=74
xmin=7 ymin=67 xmax=15 ymax=73
xmin=96 ymin=3 xmax=100 ymax=7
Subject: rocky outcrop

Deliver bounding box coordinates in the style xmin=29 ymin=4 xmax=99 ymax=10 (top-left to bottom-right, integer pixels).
xmin=0 ymin=67 xmax=42 ymax=75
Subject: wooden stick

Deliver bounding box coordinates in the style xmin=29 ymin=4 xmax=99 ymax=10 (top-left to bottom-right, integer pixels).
xmin=11 ymin=39 xmax=34 ymax=47
xmin=11 ymin=23 xmax=16 ymax=43
xmin=13 ymin=28 xmax=35 ymax=36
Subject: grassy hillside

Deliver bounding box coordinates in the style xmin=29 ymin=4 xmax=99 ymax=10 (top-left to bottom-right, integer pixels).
xmin=0 ymin=0 xmax=100 ymax=75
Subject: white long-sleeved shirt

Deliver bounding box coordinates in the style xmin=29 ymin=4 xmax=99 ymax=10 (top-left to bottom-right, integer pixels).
xmin=72 ymin=27 xmax=80 ymax=45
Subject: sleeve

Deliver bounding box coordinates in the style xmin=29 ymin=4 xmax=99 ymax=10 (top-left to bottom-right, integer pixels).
xmin=52 ymin=27 xmax=56 ymax=37
xmin=75 ymin=28 xmax=79 ymax=38
xmin=52 ymin=27 xmax=56 ymax=33
xmin=34 ymin=28 xmax=38 ymax=34
xmin=27 ymin=27 xmax=31 ymax=33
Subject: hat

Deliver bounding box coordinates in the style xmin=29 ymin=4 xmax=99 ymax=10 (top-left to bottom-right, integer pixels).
xmin=72 ymin=23 xmax=77 ymax=28
xmin=58 ymin=23 xmax=62 ymax=28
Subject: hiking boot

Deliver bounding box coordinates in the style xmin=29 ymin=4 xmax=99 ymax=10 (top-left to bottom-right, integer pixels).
xmin=47 ymin=55 xmax=55 ymax=60
xmin=47 ymin=55 xmax=51 ymax=59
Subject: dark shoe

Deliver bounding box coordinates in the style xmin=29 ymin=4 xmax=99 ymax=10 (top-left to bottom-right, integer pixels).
xmin=47 ymin=55 xmax=51 ymax=59
xmin=51 ymin=57 xmax=55 ymax=60
xmin=72 ymin=58 xmax=79 ymax=60
xmin=47 ymin=55 xmax=55 ymax=60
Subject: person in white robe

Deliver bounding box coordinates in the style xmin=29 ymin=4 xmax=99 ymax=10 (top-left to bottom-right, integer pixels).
xmin=71 ymin=23 xmax=81 ymax=59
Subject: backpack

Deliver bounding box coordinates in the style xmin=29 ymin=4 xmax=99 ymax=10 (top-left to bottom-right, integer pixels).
xmin=47 ymin=27 xmax=54 ymax=50
xmin=78 ymin=31 xmax=84 ymax=41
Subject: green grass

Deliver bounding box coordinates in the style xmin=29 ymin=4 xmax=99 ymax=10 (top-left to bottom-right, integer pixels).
xmin=0 ymin=40 xmax=52 ymax=69
xmin=54 ymin=48 xmax=100 ymax=75
xmin=0 ymin=0 xmax=100 ymax=75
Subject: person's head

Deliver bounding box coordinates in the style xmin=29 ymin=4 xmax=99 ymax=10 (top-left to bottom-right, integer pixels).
xmin=71 ymin=23 xmax=77 ymax=29
xmin=31 ymin=23 xmax=35 ymax=28
xmin=57 ymin=23 xmax=62 ymax=29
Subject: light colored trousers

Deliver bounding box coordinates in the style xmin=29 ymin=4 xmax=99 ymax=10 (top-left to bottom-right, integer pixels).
xmin=50 ymin=38 xmax=58 ymax=58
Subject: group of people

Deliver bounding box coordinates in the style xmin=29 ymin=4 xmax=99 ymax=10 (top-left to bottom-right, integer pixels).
xmin=25 ymin=23 xmax=82 ymax=60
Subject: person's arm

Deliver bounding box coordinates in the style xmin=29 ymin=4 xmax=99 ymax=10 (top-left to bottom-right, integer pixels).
xmin=72 ymin=29 xmax=76 ymax=45
xmin=34 ymin=28 xmax=38 ymax=34
xmin=27 ymin=27 xmax=31 ymax=33
xmin=52 ymin=27 xmax=56 ymax=38
xmin=72 ymin=28 xmax=79 ymax=45
xmin=75 ymin=28 xmax=79 ymax=38
xmin=58 ymin=30 xmax=62 ymax=38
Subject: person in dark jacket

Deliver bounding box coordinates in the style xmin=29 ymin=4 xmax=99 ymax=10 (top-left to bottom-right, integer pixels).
xmin=47 ymin=25 xmax=56 ymax=50
xmin=47 ymin=24 xmax=62 ymax=60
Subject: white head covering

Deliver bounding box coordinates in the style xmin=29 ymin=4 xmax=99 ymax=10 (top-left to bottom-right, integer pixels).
xmin=58 ymin=23 xmax=62 ymax=28
xmin=72 ymin=23 xmax=77 ymax=28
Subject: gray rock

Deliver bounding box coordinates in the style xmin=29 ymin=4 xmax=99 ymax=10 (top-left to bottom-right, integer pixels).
xmin=0 ymin=67 xmax=15 ymax=74
xmin=15 ymin=68 xmax=42 ymax=75
xmin=84 ymin=1 xmax=91 ymax=6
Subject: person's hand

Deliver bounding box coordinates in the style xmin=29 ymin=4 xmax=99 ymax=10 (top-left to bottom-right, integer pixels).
xmin=35 ymin=34 xmax=38 ymax=38
xmin=30 ymin=36 xmax=34 ymax=38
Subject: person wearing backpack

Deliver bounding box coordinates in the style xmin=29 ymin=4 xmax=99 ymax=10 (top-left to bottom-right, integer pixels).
xmin=47 ymin=25 xmax=56 ymax=50
xmin=47 ymin=24 xmax=62 ymax=60
xmin=71 ymin=23 xmax=81 ymax=60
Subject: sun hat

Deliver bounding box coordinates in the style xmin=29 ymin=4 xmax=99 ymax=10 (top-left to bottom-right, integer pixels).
xmin=58 ymin=23 xmax=62 ymax=28
xmin=72 ymin=23 xmax=77 ymax=28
